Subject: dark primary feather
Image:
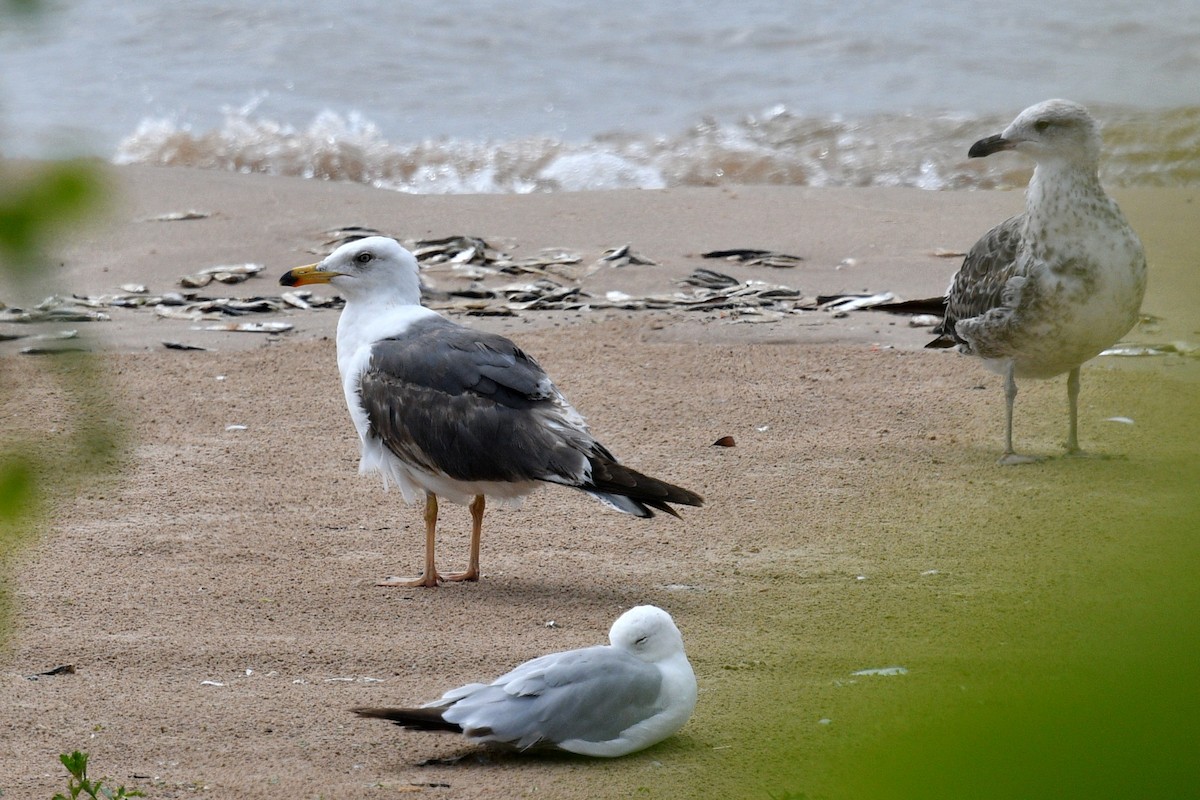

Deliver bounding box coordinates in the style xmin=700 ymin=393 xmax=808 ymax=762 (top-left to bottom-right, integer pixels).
xmin=872 ymin=296 xmax=948 ymax=316
xmin=352 ymin=706 xmax=462 ymax=734
xmin=927 ymin=214 xmax=1025 ymax=350
xmin=582 ymin=454 xmax=701 ymax=518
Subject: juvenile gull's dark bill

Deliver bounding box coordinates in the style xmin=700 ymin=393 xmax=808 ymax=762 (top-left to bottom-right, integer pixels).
xmin=927 ymin=99 xmax=1147 ymax=463
xmin=279 ymin=237 xmax=702 ymax=587
xmin=353 ymin=605 xmax=697 ymax=757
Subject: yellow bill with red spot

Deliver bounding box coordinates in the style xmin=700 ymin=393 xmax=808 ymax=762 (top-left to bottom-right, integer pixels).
xmin=279 ymin=262 xmax=344 ymax=287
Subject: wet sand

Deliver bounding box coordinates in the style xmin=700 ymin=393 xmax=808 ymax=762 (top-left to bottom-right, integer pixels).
xmin=1 ymin=165 xmax=1197 ymax=798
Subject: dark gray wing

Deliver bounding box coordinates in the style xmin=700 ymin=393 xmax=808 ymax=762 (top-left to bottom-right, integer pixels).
xmin=358 ymin=316 xmax=591 ymax=484
xmin=442 ymin=646 xmax=664 ymax=749
xmin=360 ymin=315 xmax=704 ymax=515
xmin=927 ymin=214 xmax=1025 ymax=348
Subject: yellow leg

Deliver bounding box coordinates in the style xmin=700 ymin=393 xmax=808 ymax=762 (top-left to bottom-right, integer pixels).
xmin=377 ymin=491 xmax=442 ymax=588
xmin=444 ymin=494 xmax=484 ymax=582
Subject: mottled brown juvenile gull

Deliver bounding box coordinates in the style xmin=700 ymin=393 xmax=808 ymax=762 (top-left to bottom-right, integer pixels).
xmin=279 ymin=237 xmax=702 ymax=587
xmin=928 ymin=99 xmax=1147 ymax=463
xmin=353 ymin=605 xmax=697 ymax=757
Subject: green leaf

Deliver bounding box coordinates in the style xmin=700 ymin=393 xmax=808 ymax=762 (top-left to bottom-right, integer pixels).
xmin=59 ymin=751 xmax=88 ymax=781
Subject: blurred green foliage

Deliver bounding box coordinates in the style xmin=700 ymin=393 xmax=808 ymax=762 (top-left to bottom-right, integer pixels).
xmin=1 ymin=0 xmax=123 ymax=649
xmin=652 ymin=382 xmax=1199 ymax=800
xmin=0 ymin=161 xmax=108 ymax=275
xmin=0 ymin=161 xmax=120 ymax=648
xmin=734 ymin=449 xmax=1200 ymax=800
xmin=832 ymin=464 xmax=1200 ymax=800
xmin=1 ymin=0 xmax=39 ymax=16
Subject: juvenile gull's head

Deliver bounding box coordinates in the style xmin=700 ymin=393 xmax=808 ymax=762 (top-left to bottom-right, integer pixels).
xmin=969 ymin=99 xmax=1101 ymax=169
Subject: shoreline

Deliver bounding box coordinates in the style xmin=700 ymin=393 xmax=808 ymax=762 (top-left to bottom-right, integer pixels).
xmin=2 ymin=164 xmax=1196 ymax=356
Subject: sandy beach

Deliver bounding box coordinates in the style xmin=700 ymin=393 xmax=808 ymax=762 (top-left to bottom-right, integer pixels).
xmin=2 ymin=165 xmax=1197 ymax=798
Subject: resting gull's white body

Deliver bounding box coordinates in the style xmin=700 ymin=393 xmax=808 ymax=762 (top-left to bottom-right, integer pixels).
xmin=353 ymin=605 xmax=698 ymax=757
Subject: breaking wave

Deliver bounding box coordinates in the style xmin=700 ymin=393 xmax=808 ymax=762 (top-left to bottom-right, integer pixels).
xmin=114 ymin=104 xmax=1200 ymax=194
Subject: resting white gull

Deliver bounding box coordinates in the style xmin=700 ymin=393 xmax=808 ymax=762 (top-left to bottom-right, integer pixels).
xmin=928 ymin=99 xmax=1147 ymax=463
xmin=279 ymin=237 xmax=703 ymax=587
xmin=352 ymin=604 xmax=697 ymax=757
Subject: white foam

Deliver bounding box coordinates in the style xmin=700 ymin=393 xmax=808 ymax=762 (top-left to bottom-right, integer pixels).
xmin=112 ymin=105 xmax=1200 ymax=194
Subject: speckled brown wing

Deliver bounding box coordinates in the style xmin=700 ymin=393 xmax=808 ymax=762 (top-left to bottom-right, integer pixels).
xmin=927 ymin=214 xmax=1025 ymax=349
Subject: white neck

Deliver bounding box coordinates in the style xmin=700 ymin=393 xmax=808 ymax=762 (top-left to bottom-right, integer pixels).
xmin=335 ymin=295 xmax=436 ymax=379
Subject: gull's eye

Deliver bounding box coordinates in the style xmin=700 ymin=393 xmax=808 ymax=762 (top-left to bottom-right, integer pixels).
xmin=634 ymin=635 xmax=648 ymax=646
xmin=355 ymin=251 xmax=374 ymax=264
xmin=1034 ymin=120 xmax=1051 ymax=133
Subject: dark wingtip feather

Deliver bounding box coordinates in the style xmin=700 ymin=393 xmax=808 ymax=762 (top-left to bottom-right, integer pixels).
xmin=644 ymin=498 xmax=684 ymax=518
xmin=871 ymin=296 xmax=949 ymax=316
xmin=585 ymin=456 xmax=703 ymax=518
xmin=352 ymin=706 xmax=462 ymax=734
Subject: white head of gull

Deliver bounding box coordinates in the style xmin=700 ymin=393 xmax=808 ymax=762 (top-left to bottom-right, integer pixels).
xmin=352 ymin=604 xmax=698 ymax=757
xmin=280 ymin=237 xmax=702 ymax=586
xmin=928 ymin=99 xmax=1147 ymax=463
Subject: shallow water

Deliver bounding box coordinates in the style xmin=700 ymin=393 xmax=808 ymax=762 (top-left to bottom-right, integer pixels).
xmin=2 ymin=0 xmax=1198 ymax=191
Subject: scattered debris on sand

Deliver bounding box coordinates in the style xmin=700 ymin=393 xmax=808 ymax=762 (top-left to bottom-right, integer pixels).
xmin=10 ymin=232 xmax=1108 ymax=348
xmin=701 ymin=248 xmax=804 ymax=268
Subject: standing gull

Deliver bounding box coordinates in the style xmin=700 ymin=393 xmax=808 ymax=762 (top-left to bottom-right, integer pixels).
xmin=352 ymin=605 xmax=697 ymax=757
xmin=279 ymin=237 xmax=702 ymax=587
xmin=928 ymin=99 xmax=1147 ymax=463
